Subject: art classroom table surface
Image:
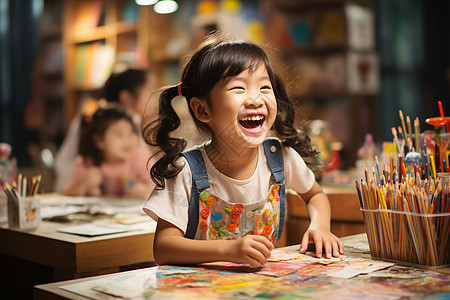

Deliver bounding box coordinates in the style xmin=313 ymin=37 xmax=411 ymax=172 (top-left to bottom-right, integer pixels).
xmin=34 ymin=233 xmax=450 ymax=300
xmin=0 ymin=194 xmax=155 ymax=281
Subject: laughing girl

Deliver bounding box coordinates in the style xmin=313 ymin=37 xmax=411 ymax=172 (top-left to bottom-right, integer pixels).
xmin=142 ymin=33 xmax=343 ymax=267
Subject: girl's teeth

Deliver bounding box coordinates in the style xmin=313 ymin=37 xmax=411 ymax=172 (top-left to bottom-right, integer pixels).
xmin=243 ymin=116 xmax=263 ymax=121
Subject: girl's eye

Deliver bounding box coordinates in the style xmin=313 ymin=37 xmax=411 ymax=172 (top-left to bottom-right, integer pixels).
xmin=230 ymin=86 xmax=245 ymax=91
xmin=261 ymin=85 xmax=272 ymax=90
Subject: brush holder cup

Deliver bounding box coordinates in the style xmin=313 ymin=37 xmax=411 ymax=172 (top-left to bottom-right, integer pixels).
xmin=7 ymin=196 xmax=41 ymax=230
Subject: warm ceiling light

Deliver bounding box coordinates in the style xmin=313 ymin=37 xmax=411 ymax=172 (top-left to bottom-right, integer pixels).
xmin=154 ymin=0 xmax=178 ymax=14
xmin=135 ymin=0 xmax=158 ymax=5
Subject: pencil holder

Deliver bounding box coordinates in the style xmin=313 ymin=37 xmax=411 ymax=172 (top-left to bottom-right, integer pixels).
xmin=0 ymin=193 xmax=7 ymax=226
xmin=421 ymin=131 xmax=450 ymax=171
xmin=361 ymin=208 xmax=450 ymax=268
xmin=7 ymin=196 xmax=41 ymax=230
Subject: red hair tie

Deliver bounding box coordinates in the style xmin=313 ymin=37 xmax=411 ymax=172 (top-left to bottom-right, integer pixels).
xmin=177 ymin=83 xmax=182 ymax=97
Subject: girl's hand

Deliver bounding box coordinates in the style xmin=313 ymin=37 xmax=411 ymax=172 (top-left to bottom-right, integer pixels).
xmin=125 ymin=182 xmax=153 ymax=199
xmin=299 ymin=228 xmax=344 ymax=259
xmin=85 ymin=167 xmax=102 ymax=196
xmin=227 ymin=235 xmax=273 ymax=268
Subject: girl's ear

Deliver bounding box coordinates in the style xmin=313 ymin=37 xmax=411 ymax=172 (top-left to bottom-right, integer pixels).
xmin=190 ymin=97 xmax=212 ymax=123
xmin=118 ymin=90 xmax=134 ymax=110
xmin=93 ymin=135 xmax=105 ymax=150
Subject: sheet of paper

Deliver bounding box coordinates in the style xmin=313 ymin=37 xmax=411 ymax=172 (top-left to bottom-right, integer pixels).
xmin=268 ymin=249 xmax=304 ymax=262
xmin=328 ymin=259 xmax=394 ymax=278
xmin=201 ymin=261 xmax=307 ymax=277
xmin=316 ymin=255 xmax=347 ymax=265
xmin=61 ymin=267 xmax=158 ymax=299
xmin=57 ymin=223 xmax=132 ymax=237
xmin=41 ymin=205 xmax=89 ymax=219
xmin=257 ymin=262 xmax=309 ymax=277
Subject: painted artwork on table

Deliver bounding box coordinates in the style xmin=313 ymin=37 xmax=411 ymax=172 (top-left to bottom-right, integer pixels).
xmin=59 ymin=242 xmax=450 ymax=300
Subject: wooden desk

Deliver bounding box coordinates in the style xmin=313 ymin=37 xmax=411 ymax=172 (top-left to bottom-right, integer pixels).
xmin=34 ymin=233 xmax=450 ymax=299
xmin=284 ymin=186 xmax=365 ymax=245
xmin=0 ymin=220 xmax=155 ymax=276
xmin=0 ymin=197 xmax=155 ymax=298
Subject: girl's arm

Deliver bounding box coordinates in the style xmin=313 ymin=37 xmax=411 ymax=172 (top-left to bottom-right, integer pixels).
xmin=154 ymin=218 xmax=273 ymax=267
xmin=298 ymin=181 xmax=344 ymax=258
xmin=63 ymin=161 xmax=102 ymax=196
xmin=125 ymin=181 xmax=154 ymax=199
xmin=125 ymin=149 xmax=156 ymax=199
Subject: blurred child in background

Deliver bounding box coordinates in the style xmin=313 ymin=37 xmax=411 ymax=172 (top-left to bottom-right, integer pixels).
xmin=103 ymin=68 xmax=156 ymax=128
xmin=54 ymin=68 xmax=156 ymax=193
xmin=63 ymin=106 xmax=153 ymax=198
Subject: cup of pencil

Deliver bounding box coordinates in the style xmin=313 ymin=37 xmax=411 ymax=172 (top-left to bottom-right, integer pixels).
xmin=0 ymin=192 xmax=7 ymax=226
xmin=7 ymin=195 xmax=41 ymax=230
xmin=3 ymin=174 xmax=42 ymax=230
xmin=422 ymin=131 xmax=450 ymax=175
xmin=355 ymin=168 xmax=450 ymax=268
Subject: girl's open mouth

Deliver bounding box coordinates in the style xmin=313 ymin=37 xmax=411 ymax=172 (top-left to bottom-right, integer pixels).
xmin=239 ymin=115 xmax=265 ymax=132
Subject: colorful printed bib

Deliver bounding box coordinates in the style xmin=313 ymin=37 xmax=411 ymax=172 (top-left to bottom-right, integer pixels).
xmin=182 ymin=138 xmax=286 ymax=246
xmin=194 ymin=184 xmax=281 ymax=246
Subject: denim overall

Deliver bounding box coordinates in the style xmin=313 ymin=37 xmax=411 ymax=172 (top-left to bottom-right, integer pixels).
xmin=182 ymin=138 xmax=286 ymax=246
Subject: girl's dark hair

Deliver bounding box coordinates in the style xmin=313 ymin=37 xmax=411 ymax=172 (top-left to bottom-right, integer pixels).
xmin=142 ymin=33 xmax=318 ymax=189
xmin=79 ymin=106 xmax=137 ymax=165
xmin=103 ymin=68 xmax=149 ymax=102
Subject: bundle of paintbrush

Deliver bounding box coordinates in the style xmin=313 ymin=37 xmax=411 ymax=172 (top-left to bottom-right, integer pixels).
xmin=355 ymin=163 xmax=450 ymax=267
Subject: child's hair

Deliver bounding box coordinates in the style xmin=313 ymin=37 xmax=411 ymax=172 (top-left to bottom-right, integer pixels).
xmin=143 ymin=33 xmax=318 ymax=189
xmin=79 ymin=106 xmax=137 ymax=166
xmin=103 ymin=68 xmax=150 ymax=103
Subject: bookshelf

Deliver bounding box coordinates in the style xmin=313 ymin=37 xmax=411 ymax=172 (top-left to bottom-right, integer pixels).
xmin=62 ymin=0 xmax=174 ymax=128
xmin=262 ymin=0 xmax=379 ymax=168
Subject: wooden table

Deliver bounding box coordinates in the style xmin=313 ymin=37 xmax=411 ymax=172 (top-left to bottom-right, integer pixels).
xmin=0 ymin=196 xmax=155 ymax=298
xmin=34 ymin=233 xmax=450 ymax=299
xmin=0 ymin=220 xmax=155 ymax=276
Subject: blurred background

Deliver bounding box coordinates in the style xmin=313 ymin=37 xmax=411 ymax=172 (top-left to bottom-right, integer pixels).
xmin=0 ymin=0 xmax=449 ymax=191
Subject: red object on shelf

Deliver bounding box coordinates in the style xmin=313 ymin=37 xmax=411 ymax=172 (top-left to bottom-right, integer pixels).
xmin=425 ymin=116 xmax=450 ymax=127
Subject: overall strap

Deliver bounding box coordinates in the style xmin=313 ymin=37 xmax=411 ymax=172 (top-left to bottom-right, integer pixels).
xmin=262 ymin=138 xmax=285 ymax=184
xmin=181 ymin=147 xmax=210 ymax=239
xmin=262 ymin=138 xmax=286 ymax=242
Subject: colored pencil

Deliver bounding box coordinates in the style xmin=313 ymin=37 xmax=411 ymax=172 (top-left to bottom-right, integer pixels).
xmin=399 ymin=110 xmax=408 ymax=147
xmin=406 ymin=115 xmax=414 ymax=150
xmin=391 ymin=127 xmax=401 ymax=155
xmin=430 ymin=155 xmax=437 ymax=180
xmin=414 ymin=117 xmax=421 ymax=155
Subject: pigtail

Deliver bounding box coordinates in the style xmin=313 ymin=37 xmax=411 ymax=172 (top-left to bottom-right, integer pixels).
xmin=143 ymin=85 xmax=187 ymax=189
xmin=78 ymin=114 xmax=100 ymax=165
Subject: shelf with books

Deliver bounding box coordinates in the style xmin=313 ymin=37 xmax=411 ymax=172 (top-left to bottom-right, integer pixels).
xmin=71 ymin=42 xmax=115 ymax=88
xmin=62 ymin=0 xmax=149 ymax=128
xmin=69 ymin=26 xmax=109 ymax=44
xmin=68 ymin=22 xmax=137 ymax=44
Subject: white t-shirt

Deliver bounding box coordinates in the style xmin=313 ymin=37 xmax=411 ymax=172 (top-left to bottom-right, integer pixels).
xmin=143 ymin=142 xmax=315 ymax=234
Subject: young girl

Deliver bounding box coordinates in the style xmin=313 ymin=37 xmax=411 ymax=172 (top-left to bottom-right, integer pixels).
xmin=63 ymin=106 xmax=153 ymax=198
xmin=142 ymin=34 xmax=344 ymax=267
